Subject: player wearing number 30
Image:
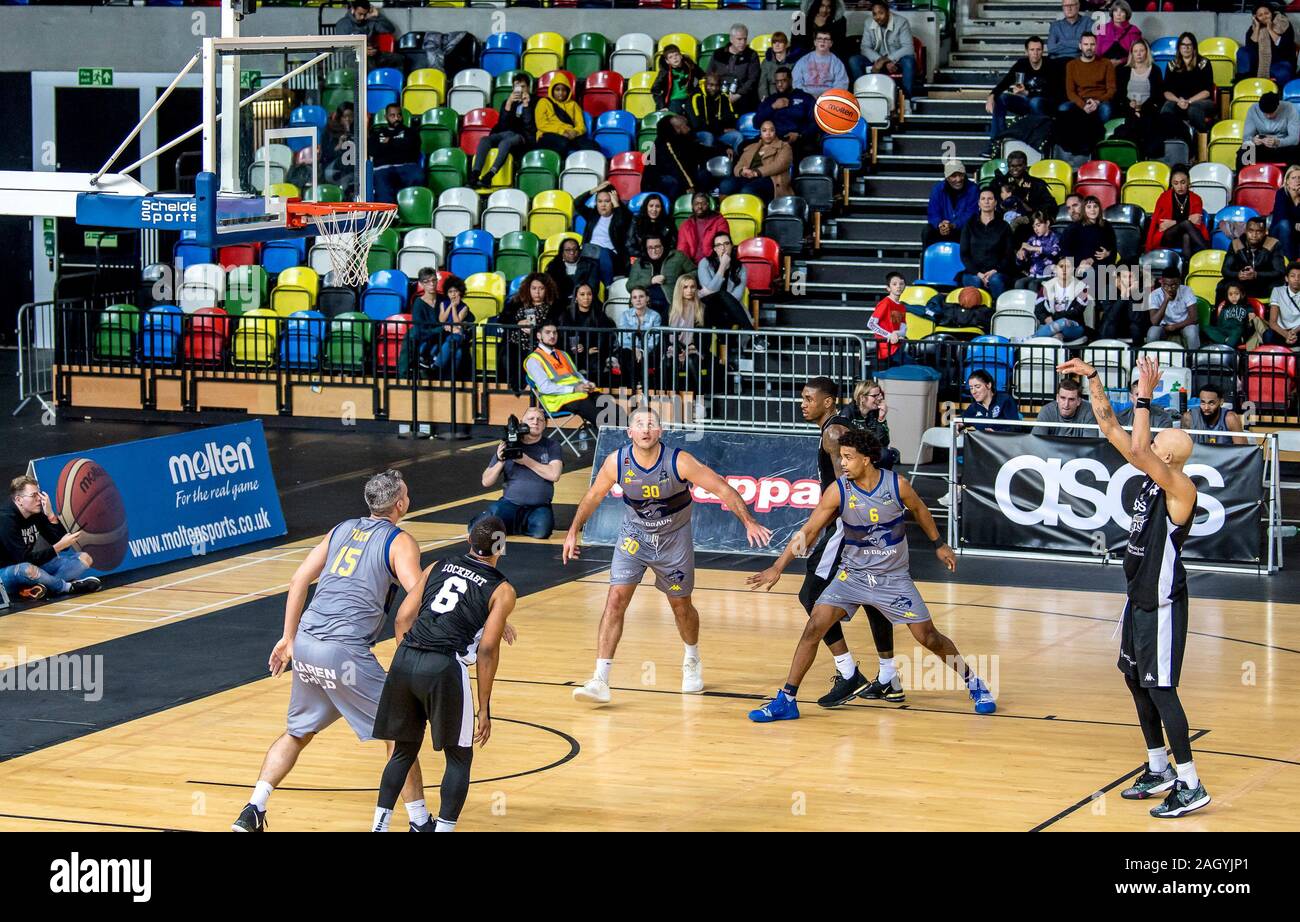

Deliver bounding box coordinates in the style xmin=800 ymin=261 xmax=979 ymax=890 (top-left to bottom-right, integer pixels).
xmin=564 ymin=409 xmax=773 ymax=703
xmin=747 ymin=430 xmax=996 ymax=722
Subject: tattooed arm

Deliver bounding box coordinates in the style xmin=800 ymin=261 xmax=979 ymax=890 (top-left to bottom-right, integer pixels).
xmin=1057 ymin=359 xmax=1138 ymax=464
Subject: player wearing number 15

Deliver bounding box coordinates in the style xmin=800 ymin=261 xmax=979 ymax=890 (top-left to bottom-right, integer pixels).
xmin=563 ymin=408 xmax=773 ymax=703
xmin=232 ymin=470 xmax=427 ymax=833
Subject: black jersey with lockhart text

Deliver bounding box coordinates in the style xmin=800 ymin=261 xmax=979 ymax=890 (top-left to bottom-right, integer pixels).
xmin=402 ymin=555 xmax=509 ymax=660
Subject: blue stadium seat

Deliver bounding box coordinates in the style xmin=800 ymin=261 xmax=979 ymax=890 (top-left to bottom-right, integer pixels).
xmin=361 ymin=269 xmax=409 ymax=320
xmin=174 ymin=240 xmax=216 ymax=270
xmin=629 ymin=191 xmax=669 ymax=215
xmin=482 ymin=32 xmax=526 ymax=77
xmin=593 ymin=109 xmax=637 ymax=157
xmin=1151 ymin=36 xmax=1177 ymax=74
xmin=367 ymin=68 xmax=404 ymax=113
xmin=917 ymin=242 xmax=964 ymax=288
xmin=1210 ymin=205 xmax=1259 ymax=250
xmin=821 ymin=118 xmax=869 ymax=171
xmin=141 ymin=304 xmax=182 ymax=365
xmin=261 ymin=238 xmax=308 ymax=276
xmin=449 ymin=229 xmax=496 ymax=278
xmin=288 ymin=105 xmax=328 ymax=151
xmin=962 ymin=335 xmax=1014 ymax=394
xmin=738 ymin=112 xmax=759 ymax=141
xmin=281 ymin=310 xmax=326 ymax=369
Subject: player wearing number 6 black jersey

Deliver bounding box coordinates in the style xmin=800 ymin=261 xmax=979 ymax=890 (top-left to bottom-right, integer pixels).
xmin=563 ymin=408 xmax=773 ymax=704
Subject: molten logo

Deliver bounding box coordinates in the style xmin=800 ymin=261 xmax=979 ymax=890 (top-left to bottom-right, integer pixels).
xmin=168 ymin=439 xmax=254 ymax=485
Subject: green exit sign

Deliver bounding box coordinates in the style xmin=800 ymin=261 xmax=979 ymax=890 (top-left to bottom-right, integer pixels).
xmin=240 ymin=70 xmax=262 ymax=90
xmin=78 ymin=68 xmax=113 ymax=87
xmin=84 ymin=232 xmax=119 ymax=248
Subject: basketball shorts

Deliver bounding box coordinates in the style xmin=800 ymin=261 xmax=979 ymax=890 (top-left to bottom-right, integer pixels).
xmin=609 ymin=521 xmax=694 ymax=597
xmin=799 ymin=521 xmax=845 ymax=615
xmin=1117 ymin=597 xmax=1188 ymax=688
xmin=372 ymin=645 xmax=475 ymax=750
xmin=286 ymin=631 xmax=388 ymax=742
xmin=815 ymin=568 xmax=932 ymax=625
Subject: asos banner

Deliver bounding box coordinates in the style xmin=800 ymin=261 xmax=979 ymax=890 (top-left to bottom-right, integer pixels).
xmin=28 ymin=421 xmax=287 ymax=576
xmin=959 ymin=431 xmax=1264 ymax=563
xmin=581 ymin=427 xmax=822 ymax=555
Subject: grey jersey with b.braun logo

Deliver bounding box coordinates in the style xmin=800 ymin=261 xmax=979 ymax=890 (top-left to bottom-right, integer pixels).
xmin=837 ymin=471 xmax=910 ymax=577
xmin=617 ymin=442 xmax=693 ymax=535
xmin=298 ymin=517 xmax=402 ymax=647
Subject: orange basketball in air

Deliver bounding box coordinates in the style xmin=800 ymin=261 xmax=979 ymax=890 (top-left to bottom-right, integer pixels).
xmin=814 ymin=89 xmax=861 ymax=135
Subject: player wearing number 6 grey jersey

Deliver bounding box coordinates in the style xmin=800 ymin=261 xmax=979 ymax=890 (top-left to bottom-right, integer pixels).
xmin=231 ymin=470 xmax=429 ymax=833
xmin=562 ymin=408 xmax=774 ymax=705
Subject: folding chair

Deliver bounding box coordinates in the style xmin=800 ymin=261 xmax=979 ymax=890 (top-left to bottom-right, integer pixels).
xmin=531 ymin=391 xmax=588 ymax=457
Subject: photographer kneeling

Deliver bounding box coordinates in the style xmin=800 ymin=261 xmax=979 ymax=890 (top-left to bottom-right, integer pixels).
xmin=474 ymin=407 xmax=563 ymax=539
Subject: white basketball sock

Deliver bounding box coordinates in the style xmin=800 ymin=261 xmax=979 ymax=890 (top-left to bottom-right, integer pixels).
xmin=1147 ymin=747 xmax=1170 ymax=773
xmin=250 ymin=780 xmax=273 ymax=811
xmin=683 ymin=644 xmax=699 ymax=663
xmin=833 ymin=652 xmax=856 ymax=679
xmin=595 ymin=659 xmax=613 ymax=683
xmin=1175 ymin=760 xmax=1200 ymax=789
xmin=405 ymin=799 xmax=430 ymax=826
xmin=435 ymin=818 xmax=457 ymax=832
xmin=878 ymin=657 xmax=898 ymax=683
xmin=372 ymin=807 xmax=393 ymax=832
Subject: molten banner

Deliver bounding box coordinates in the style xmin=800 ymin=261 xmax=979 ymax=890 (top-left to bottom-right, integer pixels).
xmin=959 ymin=431 xmax=1264 ymax=564
xmin=581 ymin=427 xmax=822 ymax=555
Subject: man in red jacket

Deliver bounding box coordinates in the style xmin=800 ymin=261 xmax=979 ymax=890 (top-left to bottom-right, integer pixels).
xmin=677 ymin=192 xmax=730 ymax=264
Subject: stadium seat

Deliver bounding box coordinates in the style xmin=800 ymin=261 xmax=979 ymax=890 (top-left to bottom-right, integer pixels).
xmin=594 ymin=109 xmax=638 ymax=157
xmin=433 ymin=187 xmax=481 ymax=238
xmin=324 ymin=67 xmax=357 ymax=114
xmin=698 ymin=33 xmax=729 ymax=72
xmin=458 ymin=106 xmax=500 ymax=158
xmin=95 ymin=303 xmax=140 ymax=362
xmin=302 ymin=183 xmax=344 ymax=204
xmin=179 ymin=262 xmax=224 ymax=313
xmin=751 ymin=33 xmax=774 ymax=57
xmin=737 ymin=237 xmax=780 ymax=297
xmin=1210 ymin=204 xmax=1259 ymax=250
xmin=721 ymin=194 xmax=764 ymax=243
xmin=261 ymin=238 xmax=307 ymax=277
xmin=496 ymin=230 xmax=542 ymax=280
xmin=990 ymin=306 xmax=1037 ymax=340
xmin=1233 ymin=163 xmax=1284 ymax=215
xmin=184 ymin=306 xmax=232 ymax=366
xmin=1075 ymin=160 xmax=1123 ymax=210
xmin=821 ymin=119 xmax=869 ymax=170
xmin=1015 ymin=338 xmax=1069 ymax=400
xmin=637 ymin=109 xmax=671 ymax=151
xmin=523 ymin=32 xmax=566 ymax=78
xmin=174 ymin=239 xmax=216 ymax=271
xmin=449 ymin=229 xmax=496 ymax=278
xmin=367 ymin=68 xmax=404 ymax=113
xmin=481 ymin=32 xmax=525 ymax=77
xmin=611 ymin=33 xmax=655 ymax=79
xmin=917 ymin=242 xmax=963 ymax=288
xmin=482 ymin=188 xmax=531 ymax=238
xmin=395 ymin=186 xmax=434 ymax=232
xmin=656 ymin=33 xmax=699 ymax=66
xmin=1189 ymin=162 xmax=1234 ymax=215
xmin=852 ymin=74 xmax=897 ymax=127
xmin=217 ymin=243 xmax=259 ymax=270
xmin=1120 ymin=161 xmax=1171 ymax=212
xmin=794 ymin=156 xmax=837 ymax=212
xmin=448 ymin=69 xmax=492 ymax=116
xmin=367 ymin=229 xmax=399 ymax=275
xmin=288 ymin=105 xmax=327 ymax=152
xmin=763 ymin=196 xmax=810 ymax=255
xmin=1150 ymin=36 xmax=1177 ymax=73
xmin=1105 ymin=203 xmax=1148 ymax=262
xmin=426 ymin=148 xmax=469 ymax=196
xmin=629 ymin=191 xmax=669 ymax=216
xmin=361 ymin=269 xmax=409 ymax=321
xmin=560 ymin=150 xmax=608 ymax=198
xmin=281 ymin=310 xmax=326 ymax=370
xmin=400 ymin=69 xmax=445 ymax=116
xmin=623 ymin=71 xmax=659 ymax=119
xmin=492 ymin=70 xmax=532 ymax=110
xmin=1198 ymin=36 xmax=1240 ymax=88
xmin=1140 ymin=248 xmax=1184 ymax=281
xmin=1095 ymin=119 xmax=1139 ymax=171
xmin=607 ymin=151 xmax=644 ymax=200
xmin=1231 ymin=78 xmax=1277 ymax=122
xmin=247 ymin=144 xmax=292 ymax=193
xmin=1285 ymin=77 xmax=1300 ymax=104
xmin=1187 ymin=249 xmax=1227 ymax=304
xmin=141 ymin=304 xmax=182 ymax=365
xmin=226 ymin=265 xmax=267 ymax=315
xmin=1140 ymin=339 xmax=1189 ymax=369
xmin=464 ymin=271 xmax=507 ymax=321
xmin=962 ymin=335 xmax=1014 ymax=394
xmin=1247 ymin=345 xmax=1297 ymax=409
xmin=271 ymin=266 xmax=320 ymax=316
xmin=566 ymin=32 xmax=609 ymax=79
xmin=397 ymin=228 xmax=447 ymax=277
xmin=375 ymin=313 xmax=412 ymax=374
xmin=1083 ymin=340 xmax=1134 ymax=391
xmin=518 ymin=148 xmax=562 ymax=199
xmin=1029 ymin=159 xmax=1073 ymax=205
xmin=418 ymin=107 xmax=460 ymax=157
xmin=541 ymin=231 xmax=583 ymax=267
xmin=583 ymin=71 xmax=625 ymax=118
xmin=1208 ymin=120 xmax=1245 ymax=169
xmin=529 ymin=189 xmax=576 ymax=239
xmin=325 ymin=312 xmax=371 ymax=373
xmin=318 ymin=286 xmax=359 ymax=320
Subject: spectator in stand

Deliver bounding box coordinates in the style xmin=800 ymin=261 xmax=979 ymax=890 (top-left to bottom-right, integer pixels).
xmin=546 ymin=236 xmax=587 ymax=305
xmin=641 ymin=114 xmax=704 ymax=204
xmin=501 ymin=274 xmax=564 ymax=392
xmin=576 ymin=181 xmax=633 ymax=287
xmin=1096 ymin=265 xmax=1146 ymax=346
xmin=1222 ymin=215 xmax=1288 ymax=301
xmin=1145 ymin=164 xmax=1208 ymax=260
xmin=1032 ymin=377 xmax=1096 ymax=437
xmin=1183 ymin=384 xmax=1247 ymax=445
xmin=842 ymin=380 xmax=901 ymax=469
xmin=1116 ymin=376 xmax=1174 ymax=428
xmin=1047 ymin=0 xmax=1089 ymax=59
xmin=688 ymin=73 xmax=744 ymax=155
xmin=869 ymin=271 xmax=909 ymax=364
xmin=758 ymin=32 xmax=801 ymax=101
xmin=535 ymin=73 xmax=601 ymax=155
xmin=1060 ymin=195 xmax=1116 ymax=276
xmin=627 ymin=194 xmax=676 ymax=258
xmin=1062 ymin=192 xmax=1083 ymax=224
xmin=1146 ymin=266 xmax=1202 ymax=350
xmin=755 ymin=67 xmax=819 ymax=158
xmin=697 ymin=231 xmax=757 ymax=333
xmin=708 ymin=24 xmax=762 ymax=114
xmin=1271 ymin=164 xmax=1300 ymax=260
xmin=850 ymin=1 xmax=918 ymax=112
xmin=565 ymin=282 xmax=614 ymax=386
xmin=471 ymin=73 xmax=534 ymax=189
xmin=663 ymin=275 xmax=713 ymax=392
xmin=628 ymin=236 xmax=694 ymax=313
xmin=1239 ymin=91 xmax=1300 ymax=168
xmin=677 ymin=192 xmax=730 ymax=264
xmin=791 ymin=28 xmax=850 ymax=98
xmin=432 ymin=274 xmax=473 ymax=380
xmin=476 ymin=406 xmax=563 ymax=539
xmin=1160 ymin=33 xmax=1218 ymax=143
xmin=991 ymin=150 xmax=1057 ymax=230
xmin=1 ymin=475 xmax=101 ymax=602
xmin=322 ymin=102 xmax=357 ymax=194
xmin=960 ymin=188 xmax=1015 ymax=298
xmin=334 ymin=1 xmax=403 ymax=71
xmin=1206 ymin=282 xmax=1266 ymax=350
xmin=1267 ymin=260 xmax=1300 ymax=345
xmin=1015 ymin=210 xmax=1063 ymax=290
xmin=617 ymin=285 xmax=663 ymax=383
xmin=1097 ymin=1 xmax=1143 ymax=61
xmin=1114 ymin=39 xmax=1166 ymax=159
xmin=369 ymin=104 xmax=423 ymax=205
xmin=794 ymin=0 xmax=851 ymax=61
xmin=960 ymin=369 xmax=1023 ymax=433
xmin=1062 ymin=33 xmax=1117 ymax=126
xmin=401 ymin=267 xmax=443 ymax=376
xmin=1034 ymin=256 xmax=1091 ymax=341
xmin=924 ymin=159 xmax=979 ymax=247
xmin=652 ymin=43 xmax=703 ymax=115
xmin=720 ymin=119 xmax=793 ymax=202
xmin=524 ymin=323 xmax=602 ymax=433
xmin=1238 ymin=2 xmax=1297 ymax=87
xmin=985 ymin=36 xmax=1061 ymax=156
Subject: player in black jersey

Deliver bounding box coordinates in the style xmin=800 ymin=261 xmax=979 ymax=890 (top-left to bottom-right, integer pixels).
xmin=371 ymin=516 xmax=517 ymax=832
xmin=799 ymin=378 xmax=908 ymax=708
xmin=1059 ymin=356 xmax=1211 ymax=819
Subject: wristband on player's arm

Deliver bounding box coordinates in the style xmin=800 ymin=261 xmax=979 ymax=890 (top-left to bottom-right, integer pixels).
xmin=1135 ymin=398 xmax=1152 ymax=411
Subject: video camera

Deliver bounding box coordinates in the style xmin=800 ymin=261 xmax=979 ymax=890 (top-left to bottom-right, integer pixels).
xmin=502 ymin=414 xmax=526 ymax=460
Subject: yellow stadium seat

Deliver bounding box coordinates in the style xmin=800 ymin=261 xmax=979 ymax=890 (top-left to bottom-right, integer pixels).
xmin=945 ymin=287 xmax=992 ymax=307
xmin=624 ymin=71 xmax=658 ymax=119
xmin=1120 ymin=182 xmax=1163 ymax=213
xmin=542 ymin=231 xmax=582 ymax=267
xmin=484 ymin=148 xmax=514 ymax=190
xmin=1231 ymin=78 xmax=1277 ymax=123
xmin=720 ymin=193 xmax=763 ymax=243
xmin=270 ymin=266 xmax=319 ymax=316
xmin=901 ymin=285 xmax=938 ymax=309
xmin=528 ymin=189 xmax=575 ymax=240
xmin=1198 ymin=37 xmax=1240 ymax=88
xmin=1188 ymin=248 xmax=1227 ymax=280
xmin=751 ymin=34 xmax=773 ymax=57
xmin=905 ymin=313 xmax=936 ymax=340
xmin=464 ymin=271 xmax=507 ymax=322
xmin=267 ymin=182 xmax=301 ymax=199
xmin=1187 ymin=275 xmax=1219 ymax=305
xmin=231 ymin=309 xmax=280 ymax=367
xmin=1120 ymin=161 xmax=1172 ymax=212
xmin=402 ymin=69 xmax=446 ymax=116
xmin=523 ymin=32 xmax=566 ymax=79
xmin=1028 ymin=159 xmax=1073 ymax=205
xmin=1208 ymin=120 xmax=1244 ymax=169
xmin=656 ymin=33 xmax=699 ymax=67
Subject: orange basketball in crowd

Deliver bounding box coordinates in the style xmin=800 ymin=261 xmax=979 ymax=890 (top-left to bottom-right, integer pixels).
xmin=56 ymin=458 xmax=129 ymax=571
xmin=814 ymin=89 xmax=862 ymax=135
xmin=958 ymin=287 xmax=984 ymax=309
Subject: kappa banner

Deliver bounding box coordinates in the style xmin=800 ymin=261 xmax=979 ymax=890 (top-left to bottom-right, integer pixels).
xmin=581 ymin=427 xmax=822 ymax=555
xmin=960 ymin=431 xmax=1264 ymax=563
xmin=29 ymin=421 xmax=287 ymax=576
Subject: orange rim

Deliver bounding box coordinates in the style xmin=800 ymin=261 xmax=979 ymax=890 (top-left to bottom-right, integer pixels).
xmin=286 ymin=200 xmax=397 ymax=227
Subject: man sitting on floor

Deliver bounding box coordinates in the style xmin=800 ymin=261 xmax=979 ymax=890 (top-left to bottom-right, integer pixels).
xmin=1 ymin=475 xmax=101 ymax=602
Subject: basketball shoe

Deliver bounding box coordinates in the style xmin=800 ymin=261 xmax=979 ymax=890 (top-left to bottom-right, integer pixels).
xmin=748 ymin=692 xmax=800 ymax=722
xmin=1150 ymin=780 xmax=1211 ymax=818
xmin=817 ymin=668 xmax=869 ymax=708
xmin=231 ymin=804 xmax=267 ymax=832
xmin=1120 ymin=766 xmax=1176 ymax=800
xmin=572 ymin=676 xmax=611 ymax=704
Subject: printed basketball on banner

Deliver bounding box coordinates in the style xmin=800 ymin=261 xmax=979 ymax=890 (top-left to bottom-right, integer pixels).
xmin=56 ymin=458 xmax=129 ymax=571
xmin=814 ymin=89 xmax=861 ymax=135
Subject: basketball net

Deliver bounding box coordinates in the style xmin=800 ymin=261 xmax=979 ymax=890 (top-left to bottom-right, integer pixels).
xmin=295 ymin=203 xmax=397 ymax=288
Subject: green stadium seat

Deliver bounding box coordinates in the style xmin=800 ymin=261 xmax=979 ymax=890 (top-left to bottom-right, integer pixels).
xmin=419 ymin=107 xmax=460 ymax=157
xmin=497 ymin=230 xmax=542 ymax=280
xmin=518 ymin=148 xmax=562 ymax=199
xmin=566 ymin=33 xmax=609 ymax=80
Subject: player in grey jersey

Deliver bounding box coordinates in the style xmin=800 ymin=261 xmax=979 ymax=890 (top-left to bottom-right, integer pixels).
xmin=563 ymin=408 xmax=772 ymax=704
xmin=232 ymin=470 xmax=429 ymax=832
xmin=746 ymin=429 xmax=996 ymax=721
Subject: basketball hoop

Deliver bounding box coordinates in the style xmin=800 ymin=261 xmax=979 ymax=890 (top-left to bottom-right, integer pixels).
xmin=287 ymin=201 xmax=398 ymax=288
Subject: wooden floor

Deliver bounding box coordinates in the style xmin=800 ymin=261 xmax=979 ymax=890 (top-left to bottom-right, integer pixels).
xmin=2 ymin=474 xmax=1299 ymax=832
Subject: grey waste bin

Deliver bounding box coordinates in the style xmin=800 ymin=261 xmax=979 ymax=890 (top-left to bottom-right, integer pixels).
xmin=876 ymin=365 xmax=940 ymax=466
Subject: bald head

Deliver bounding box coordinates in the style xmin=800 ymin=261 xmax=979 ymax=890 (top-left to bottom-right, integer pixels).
xmin=1153 ymin=429 xmax=1193 ymax=468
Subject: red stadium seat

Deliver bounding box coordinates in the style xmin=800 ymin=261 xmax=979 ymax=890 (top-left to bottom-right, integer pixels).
xmin=537 ymin=70 xmax=578 ymax=101
xmin=1246 ymin=344 xmax=1297 ymax=409
xmin=458 ymin=107 xmax=500 ymax=157
xmin=376 ymin=313 xmax=412 ymax=372
xmin=737 ymin=236 xmax=781 ymax=298
xmin=607 ymin=150 xmax=645 ymax=199
xmin=1236 ymin=163 xmax=1284 ymax=188
xmin=1075 ymin=181 xmax=1119 ymax=210
xmin=218 ymin=243 xmax=260 ymax=268
xmin=374 ymin=33 xmax=396 ymax=54
xmin=582 ymin=70 xmax=625 ymax=118
xmin=1077 ymin=160 xmax=1123 ymax=187
xmin=183 ymin=306 xmax=231 ymax=365
xmin=1233 ymin=163 xmax=1284 ymax=215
